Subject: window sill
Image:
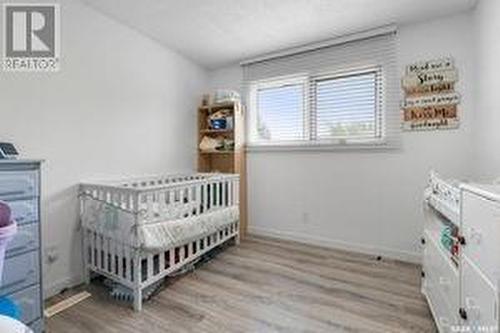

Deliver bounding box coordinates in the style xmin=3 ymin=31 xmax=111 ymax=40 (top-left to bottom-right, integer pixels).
xmin=246 ymin=140 xmax=400 ymax=152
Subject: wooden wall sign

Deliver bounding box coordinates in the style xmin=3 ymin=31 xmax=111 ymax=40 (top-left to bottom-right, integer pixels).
xmin=403 ymin=92 xmax=461 ymax=108
xmin=402 ymin=57 xmax=460 ymax=131
xmin=402 ymin=70 xmax=458 ymax=89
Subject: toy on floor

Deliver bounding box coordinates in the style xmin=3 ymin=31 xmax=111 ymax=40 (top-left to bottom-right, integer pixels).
xmin=103 ymin=243 xmax=230 ymax=304
xmin=104 ymin=279 xmax=164 ymax=303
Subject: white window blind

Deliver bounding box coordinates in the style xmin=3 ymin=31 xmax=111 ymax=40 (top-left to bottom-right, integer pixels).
xmin=314 ymin=70 xmax=381 ymax=141
xmin=243 ymin=28 xmax=399 ymax=149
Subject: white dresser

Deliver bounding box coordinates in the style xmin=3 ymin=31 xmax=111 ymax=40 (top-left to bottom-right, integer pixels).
xmin=460 ymin=184 xmax=500 ymax=331
xmin=423 ymin=172 xmax=500 ymax=333
xmin=0 ymin=160 xmax=43 ymax=332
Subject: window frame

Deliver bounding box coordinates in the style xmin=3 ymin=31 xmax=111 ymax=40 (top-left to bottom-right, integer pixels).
xmin=248 ymin=74 xmax=309 ymax=146
xmin=247 ymin=66 xmax=388 ymax=151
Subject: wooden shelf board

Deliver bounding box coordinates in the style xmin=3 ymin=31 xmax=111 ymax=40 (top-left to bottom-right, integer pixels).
xmin=199 ymin=101 xmax=237 ymax=112
xmin=199 ymin=150 xmax=234 ymax=155
xmin=200 ymin=129 xmax=234 ymax=134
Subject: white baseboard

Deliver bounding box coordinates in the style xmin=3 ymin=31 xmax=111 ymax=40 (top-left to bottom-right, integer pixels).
xmin=44 ymin=275 xmax=84 ymax=300
xmin=248 ymin=226 xmax=421 ymax=264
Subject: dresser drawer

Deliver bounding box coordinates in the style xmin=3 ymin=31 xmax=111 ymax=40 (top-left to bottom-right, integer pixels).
xmin=429 ymin=234 xmax=459 ymax=313
xmin=426 ymin=268 xmax=458 ymax=333
xmin=7 ymin=199 xmax=38 ymax=225
xmin=0 ymin=251 xmax=39 ymax=296
xmin=0 ymin=171 xmax=38 ymax=199
xmin=462 ymin=256 xmax=498 ymax=331
xmin=29 ymin=318 xmax=43 ymax=333
xmin=462 ymin=191 xmax=500 ymax=283
xmin=10 ymin=285 xmax=42 ymax=325
xmin=423 ymin=231 xmax=460 ymax=332
xmin=6 ymin=223 xmax=39 ymax=258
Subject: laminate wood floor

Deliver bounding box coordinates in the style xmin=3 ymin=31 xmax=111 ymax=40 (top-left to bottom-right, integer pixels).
xmin=46 ymin=236 xmax=436 ymax=333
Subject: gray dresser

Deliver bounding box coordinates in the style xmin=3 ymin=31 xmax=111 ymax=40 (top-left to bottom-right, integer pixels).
xmin=0 ymin=160 xmax=43 ymax=332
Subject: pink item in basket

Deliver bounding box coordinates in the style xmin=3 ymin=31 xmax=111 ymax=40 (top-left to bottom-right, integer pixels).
xmin=0 ymin=202 xmax=12 ymax=228
xmin=0 ymin=202 xmax=16 ymax=283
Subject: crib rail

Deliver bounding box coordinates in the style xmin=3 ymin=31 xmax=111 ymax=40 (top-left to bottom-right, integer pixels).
xmin=83 ymin=173 xmax=233 ymax=191
xmin=80 ymin=173 xmax=240 ymax=224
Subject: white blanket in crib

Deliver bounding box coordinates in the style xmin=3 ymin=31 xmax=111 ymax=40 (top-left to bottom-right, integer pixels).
xmin=137 ymin=206 xmax=239 ymax=251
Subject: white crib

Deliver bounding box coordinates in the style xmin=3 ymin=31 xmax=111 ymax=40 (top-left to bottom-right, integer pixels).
xmin=79 ymin=173 xmax=240 ymax=311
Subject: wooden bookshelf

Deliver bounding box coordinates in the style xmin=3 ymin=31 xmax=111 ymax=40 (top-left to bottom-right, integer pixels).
xmin=197 ymin=100 xmax=247 ymax=238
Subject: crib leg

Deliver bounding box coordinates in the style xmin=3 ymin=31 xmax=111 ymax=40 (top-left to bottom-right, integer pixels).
xmin=133 ymin=288 xmax=142 ymax=312
xmin=234 ymin=232 xmax=240 ymax=245
xmin=82 ymin=230 xmax=90 ymax=284
xmin=83 ymin=267 xmax=91 ymax=285
xmin=133 ymin=251 xmax=142 ymax=311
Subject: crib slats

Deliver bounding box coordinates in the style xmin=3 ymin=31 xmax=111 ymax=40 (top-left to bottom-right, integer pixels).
xmin=187 ymin=187 xmax=194 ymax=217
xmin=159 ymin=191 xmax=167 ymax=216
xmin=130 ymin=194 xmax=138 ymax=214
xmin=118 ymin=244 xmax=124 ymax=279
xmin=159 ymin=251 xmax=165 ymax=272
xmin=178 ymin=246 xmax=184 ymax=264
xmin=124 ymin=246 xmax=131 ymax=281
xmin=213 ymin=183 xmax=217 ymax=208
xmin=221 ymin=182 xmax=226 ymax=207
xmin=109 ymin=240 xmax=116 ymax=275
xmin=195 ymin=185 xmax=201 ymax=216
xmin=90 ymin=231 xmax=96 ymax=268
xmin=169 ymin=190 xmax=175 ymax=207
xmin=103 ymin=237 xmax=109 ymax=271
xmin=146 ymin=194 xmax=154 ymax=221
xmin=169 ymin=248 xmax=175 ymax=268
xmin=95 ymin=235 xmax=102 ymax=269
xmin=203 ymin=183 xmax=208 ymax=212
xmin=147 ymin=254 xmax=154 ymax=281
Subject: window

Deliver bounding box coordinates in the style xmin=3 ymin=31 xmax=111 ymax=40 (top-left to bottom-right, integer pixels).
xmin=249 ymin=68 xmax=383 ymax=146
xmin=254 ymin=77 xmax=306 ymax=142
xmin=314 ymin=70 xmax=381 ymax=141
xmin=243 ymin=29 xmax=398 ymax=150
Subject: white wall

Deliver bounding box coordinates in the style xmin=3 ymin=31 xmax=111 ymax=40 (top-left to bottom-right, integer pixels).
xmin=208 ymin=13 xmax=475 ymax=262
xmin=472 ymin=0 xmax=500 ymax=180
xmin=0 ymin=0 xmax=207 ymax=296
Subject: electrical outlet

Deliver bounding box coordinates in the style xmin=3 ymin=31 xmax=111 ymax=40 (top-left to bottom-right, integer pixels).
xmin=45 ymin=245 xmax=59 ymax=264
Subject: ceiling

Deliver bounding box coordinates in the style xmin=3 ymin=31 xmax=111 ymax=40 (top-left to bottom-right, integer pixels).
xmin=82 ymin=0 xmax=477 ymax=69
